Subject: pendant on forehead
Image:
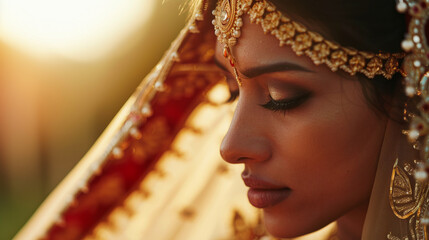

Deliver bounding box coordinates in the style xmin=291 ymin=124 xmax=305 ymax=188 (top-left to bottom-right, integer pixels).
xmin=213 ymin=0 xmax=252 ymax=44
xmin=215 ymin=0 xmax=239 ymax=45
xmin=213 ymin=0 xmax=252 ymax=85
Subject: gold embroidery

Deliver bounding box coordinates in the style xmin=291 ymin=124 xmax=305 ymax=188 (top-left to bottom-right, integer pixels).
xmin=222 ymin=210 xmax=271 ymax=240
xmin=390 ymin=158 xmax=423 ymax=219
xmin=389 ymin=158 xmax=429 ymax=239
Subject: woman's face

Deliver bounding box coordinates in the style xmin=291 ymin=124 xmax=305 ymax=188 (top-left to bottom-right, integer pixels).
xmin=216 ymin=16 xmax=387 ymax=238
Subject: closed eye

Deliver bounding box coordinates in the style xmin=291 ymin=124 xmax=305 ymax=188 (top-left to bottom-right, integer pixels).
xmin=222 ymin=74 xmax=239 ymax=103
xmin=226 ymin=90 xmax=239 ymax=103
xmin=260 ymin=93 xmax=311 ymax=113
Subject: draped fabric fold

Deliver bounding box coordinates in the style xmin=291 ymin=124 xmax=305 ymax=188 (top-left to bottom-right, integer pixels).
xmin=14 ymin=0 xmax=428 ymax=239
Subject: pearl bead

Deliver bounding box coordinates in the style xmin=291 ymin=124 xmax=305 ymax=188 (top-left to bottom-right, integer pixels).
xmin=414 ymin=60 xmax=421 ymax=67
xmin=112 ymin=147 xmax=124 ymax=159
xmin=413 ymin=35 xmax=421 ymax=43
xmin=141 ymin=104 xmax=153 ymax=117
xmin=154 ymin=81 xmax=165 ymax=91
xmin=406 ymin=86 xmax=416 ymax=97
xmin=232 ymin=30 xmax=241 ymax=38
xmin=409 ymin=129 xmax=420 ymax=141
xmin=130 ymin=127 xmax=142 ymax=139
xmin=421 ymin=217 xmax=429 ymax=225
xmin=189 ymin=25 xmax=198 ymax=33
xmin=401 ymin=40 xmax=414 ymax=51
xmin=195 ymin=13 xmax=203 ymax=21
xmin=396 ymin=1 xmax=407 ymax=13
xmin=124 ymin=120 xmax=133 ymax=129
xmin=415 ymin=169 xmax=428 ymax=181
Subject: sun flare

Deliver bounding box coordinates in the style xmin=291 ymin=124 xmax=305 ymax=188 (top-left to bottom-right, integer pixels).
xmin=0 ymin=0 xmax=155 ymax=61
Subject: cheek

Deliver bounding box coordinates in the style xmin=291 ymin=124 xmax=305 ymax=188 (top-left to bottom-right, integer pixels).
xmin=284 ymin=102 xmax=383 ymax=196
xmin=262 ymin=84 xmax=386 ymax=237
xmin=273 ymin=89 xmax=384 ymax=179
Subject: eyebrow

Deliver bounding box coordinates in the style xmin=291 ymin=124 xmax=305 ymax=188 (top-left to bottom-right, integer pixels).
xmin=214 ymin=57 xmax=313 ymax=78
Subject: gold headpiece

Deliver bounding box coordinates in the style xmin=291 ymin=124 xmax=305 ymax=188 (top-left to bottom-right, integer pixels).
xmin=212 ymin=0 xmax=405 ymax=80
xmin=212 ymin=0 xmax=248 ymax=85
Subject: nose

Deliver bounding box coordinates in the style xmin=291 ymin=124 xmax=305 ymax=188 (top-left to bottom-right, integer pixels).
xmin=220 ymin=98 xmax=271 ymax=164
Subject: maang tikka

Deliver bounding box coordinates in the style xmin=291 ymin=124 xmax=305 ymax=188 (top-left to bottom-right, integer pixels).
xmin=212 ymin=0 xmax=251 ymax=86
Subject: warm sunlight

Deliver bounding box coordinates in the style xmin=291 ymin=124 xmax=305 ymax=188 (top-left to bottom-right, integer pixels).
xmin=0 ymin=0 xmax=155 ymax=61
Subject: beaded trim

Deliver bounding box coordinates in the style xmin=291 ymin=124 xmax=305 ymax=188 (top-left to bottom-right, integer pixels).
xmin=213 ymin=0 xmax=405 ymax=79
xmin=391 ymin=0 xmax=429 ymax=239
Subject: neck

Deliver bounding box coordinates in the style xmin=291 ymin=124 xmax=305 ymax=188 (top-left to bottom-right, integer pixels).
xmin=335 ymin=203 xmax=368 ymax=240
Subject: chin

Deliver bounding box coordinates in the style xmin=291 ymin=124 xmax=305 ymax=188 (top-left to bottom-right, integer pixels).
xmin=262 ymin=208 xmax=324 ymax=238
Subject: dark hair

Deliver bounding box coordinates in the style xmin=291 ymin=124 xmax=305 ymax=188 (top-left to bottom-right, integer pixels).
xmin=269 ymin=0 xmax=407 ymax=119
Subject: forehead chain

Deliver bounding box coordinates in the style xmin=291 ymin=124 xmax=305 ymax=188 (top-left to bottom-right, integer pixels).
xmin=212 ymin=0 xmax=405 ymax=82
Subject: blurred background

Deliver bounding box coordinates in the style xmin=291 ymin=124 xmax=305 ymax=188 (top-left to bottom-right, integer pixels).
xmin=0 ymin=0 xmax=188 ymax=238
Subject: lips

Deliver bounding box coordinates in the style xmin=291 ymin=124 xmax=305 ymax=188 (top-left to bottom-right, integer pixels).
xmin=242 ymin=173 xmax=291 ymax=208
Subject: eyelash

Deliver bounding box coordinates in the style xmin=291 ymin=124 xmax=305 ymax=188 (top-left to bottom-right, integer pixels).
xmin=226 ymin=90 xmax=239 ymax=103
xmin=261 ymin=93 xmax=310 ymax=113
xmin=226 ymin=90 xmax=309 ymax=114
